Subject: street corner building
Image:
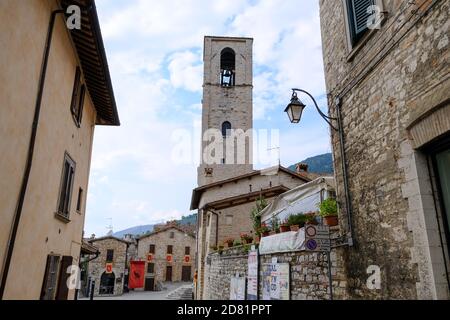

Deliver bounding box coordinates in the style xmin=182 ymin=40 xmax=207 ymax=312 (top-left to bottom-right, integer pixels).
xmin=135 ymin=225 xmax=196 ymax=291
xmin=319 ymin=0 xmax=449 ymax=298
xmin=85 ymin=236 xmax=135 ymax=297
xmin=0 ymin=0 xmax=119 ymax=300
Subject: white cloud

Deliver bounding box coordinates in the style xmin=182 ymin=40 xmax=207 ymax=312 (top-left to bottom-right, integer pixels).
xmin=84 ymin=0 xmax=330 ymax=237
xmin=168 ymin=51 xmax=203 ymax=92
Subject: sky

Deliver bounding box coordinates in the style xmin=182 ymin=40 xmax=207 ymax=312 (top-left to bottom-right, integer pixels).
xmin=84 ymin=0 xmax=332 ymax=237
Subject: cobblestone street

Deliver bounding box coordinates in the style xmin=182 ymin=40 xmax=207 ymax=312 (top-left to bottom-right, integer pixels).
xmin=80 ymin=282 xmax=192 ymax=300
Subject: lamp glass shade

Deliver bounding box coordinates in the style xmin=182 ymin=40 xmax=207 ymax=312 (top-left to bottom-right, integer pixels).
xmin=285 ymin=98 xmax=305 ymax=124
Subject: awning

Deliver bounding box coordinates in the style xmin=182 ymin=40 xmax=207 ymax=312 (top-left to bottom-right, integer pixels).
xmin=261 ymin=177 xmax=335 ymax=223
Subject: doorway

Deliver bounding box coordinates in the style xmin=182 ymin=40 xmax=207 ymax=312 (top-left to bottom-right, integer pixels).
xmin=144 ymin=277 xmax=155 ymax=291
xmin=166 ymin=266 xmax=172 ymax=282
xmin=182 ymin=266 xmax=192 ymax=282
xmin=99 ymin=272 xmax=115 ymax=295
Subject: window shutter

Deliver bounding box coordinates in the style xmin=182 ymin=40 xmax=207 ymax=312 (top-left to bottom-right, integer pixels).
xmin=347 ymin=0 xmax=375 ymax=44
xmin=56 ymin=256 xmax=73 ymax=300
xmin=40 ymin=255 xmax=60 ymax=300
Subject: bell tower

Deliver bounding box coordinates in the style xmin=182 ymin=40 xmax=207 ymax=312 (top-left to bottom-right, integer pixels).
xmin=197 ymin=36 xmax=254 ymax=186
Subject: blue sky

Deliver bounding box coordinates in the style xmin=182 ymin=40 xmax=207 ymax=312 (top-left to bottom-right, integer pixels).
xmin=85 ymin=0 xmax=331 ymax=237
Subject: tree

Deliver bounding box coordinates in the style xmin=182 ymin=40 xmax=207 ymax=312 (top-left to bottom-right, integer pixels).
xmin=250 ymin=196 xmax=268 ymax=236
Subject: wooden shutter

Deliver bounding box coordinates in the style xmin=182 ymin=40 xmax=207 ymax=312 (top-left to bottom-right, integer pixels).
xmin=56 ymin=256 xmax=73 ymax=300
xmin=76 ymin=84 xmax=86 ymax=126
xmin=40 ymin=255 xmax=60 ymax=300
xmin=347 ymin=0 xmax=375 ymax=44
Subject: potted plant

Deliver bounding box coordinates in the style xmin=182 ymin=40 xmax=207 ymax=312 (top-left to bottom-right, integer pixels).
xmin=287 ymin=214 xmax=305 ymax=232
xmin=305 ymin=212 xmax=318 ymax=225
xmin=279 ymin=219 xmax=290 ymax=233
xmin=270 ymin=217 xmax=280 ymax=234
xmin=225 ymin=238 xmax=234 ymax=248
xmin=240 ymin=233 xmax=253 ymax=244
xmin=319 ymin=198 xmax=338 ymax=226
xmin=259 ymin=223 xmax=270 ymax=237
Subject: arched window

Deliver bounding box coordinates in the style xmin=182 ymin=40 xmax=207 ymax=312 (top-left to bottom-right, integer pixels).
xmin=220 ymin=48 xmax=235 ymax=87
xmin=222 ymin=121 xmax=232 ymax=138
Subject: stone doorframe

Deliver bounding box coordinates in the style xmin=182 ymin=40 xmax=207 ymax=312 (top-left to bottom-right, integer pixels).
xmin=402 ymin=80 xmax=450 ymax=299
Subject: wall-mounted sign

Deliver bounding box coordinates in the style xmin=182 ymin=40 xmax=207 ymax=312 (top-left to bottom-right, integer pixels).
xmin=105 ymin=263 xmax=113 ymax=274
xmin=230 ymin=275 xmax=246 ymax=300
xmin=184 ymin=255 xmax=191 ymax=263
xmin=166 ymin=255 xmax=173 ymax=263
xmin=147 ymin=254 xmax=153 ymax=262
xmin=247 ymin=249 xmax=258 ymax=300
xmin=305 ymin=225 xmax=330 ymax=252
xmin=261 ymin=264 xmax=272 ymax=300
xmin=262 ymin=262 xmax=290 ymax=300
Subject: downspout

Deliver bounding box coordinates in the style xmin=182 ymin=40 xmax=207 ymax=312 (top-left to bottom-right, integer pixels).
xmin=0 ymin=8 xmax=65 ymax=299
xmin=335 ymin=97 xmax=354 ymax=246
xmin=209 ymin=209 xmax=220 ymax=247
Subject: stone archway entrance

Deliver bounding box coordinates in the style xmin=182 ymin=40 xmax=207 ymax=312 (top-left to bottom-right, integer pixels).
xmin=99 ymin=272 xmax=115 ymax=295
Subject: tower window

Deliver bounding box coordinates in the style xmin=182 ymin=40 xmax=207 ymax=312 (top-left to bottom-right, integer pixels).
xmin=220 ymin=48 xmax=235 ymax=87
xmin=222 ymin=121 xmax=232 ymax=138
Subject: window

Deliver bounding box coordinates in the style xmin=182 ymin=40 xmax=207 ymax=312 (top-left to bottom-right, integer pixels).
xmin=167 ymin=245 xmax=173 ymax=254
xmin=70 ymin=67 xmax=85 ymax=127
xmin=345 ymin=0 xmax=375 ymax=46
xmin=40 ymin=255 xmax=60 ymax=300
xmin=185 ymin=247 xmax=190 ymax=255
xmin=149 ymin=244 xmax=155 ymax=254
xmin=170 ymin=232 xmax=175 ymax=239
xmin=76 ymin=188 xmax=83 ymax=213
xmin=147 ymin=263 xmax=155 ymax=274
xmin=222 ymin=121 xmax=232 ymax=138
xmin=220 ymin=48 xmax=235 ymax=87
xmin=57 ymin=153 xmax=76 ymax=220
xmin=106 ymin=249 xmax=114 ymax=262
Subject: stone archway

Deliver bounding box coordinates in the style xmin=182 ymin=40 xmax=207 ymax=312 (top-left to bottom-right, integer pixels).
xmin=99 ymin=272 xmax=115 ymax=295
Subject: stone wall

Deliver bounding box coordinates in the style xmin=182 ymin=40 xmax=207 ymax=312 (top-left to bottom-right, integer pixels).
xmin=319 ymin=0 xmax=449 ymax=299
xmin=203 ymin=245 xmax=347 ymax=300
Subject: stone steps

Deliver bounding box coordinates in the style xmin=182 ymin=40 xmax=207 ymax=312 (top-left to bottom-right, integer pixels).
xmin=166 ymin=285 xmax=194 ymax=300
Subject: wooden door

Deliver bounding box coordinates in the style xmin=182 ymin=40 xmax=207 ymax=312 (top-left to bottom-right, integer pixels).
xmin=182 ymin=266 xmax=191 ymax=282
xmin=144 ymin=278 xmax=154 ymax=291
xmin=166 ymin=266 xmax=172 ymax=282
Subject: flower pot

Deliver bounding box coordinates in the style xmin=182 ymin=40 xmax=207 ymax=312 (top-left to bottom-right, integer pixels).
xmin=269 ymin=231 xmax=277 ymax=236
xmin=290 ymin=225 xmax=300 ymax=232
xmin=280 ymin=225 xmax=290 ymax=233
xmin=226 ymin=242 xmax=234 ymax=248
xmin=324 ymin=215 xmax=338 ymax=227
xmin=262 ymin=231 xmax=270 ymax=237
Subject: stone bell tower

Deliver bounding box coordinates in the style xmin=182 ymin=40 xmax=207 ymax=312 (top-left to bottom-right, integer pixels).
xmin=197 ymin=36 xmax=254 ymax=186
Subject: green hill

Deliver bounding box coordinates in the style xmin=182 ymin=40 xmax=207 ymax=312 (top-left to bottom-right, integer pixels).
xmin=289 ymin=153 xmax=334 ymax=174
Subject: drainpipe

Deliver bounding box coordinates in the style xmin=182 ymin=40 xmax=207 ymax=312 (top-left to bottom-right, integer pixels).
xmin=335 ymin=97 xmax=354 ymax=246
xmin=0 ymin=8 xmax=65 ymax=299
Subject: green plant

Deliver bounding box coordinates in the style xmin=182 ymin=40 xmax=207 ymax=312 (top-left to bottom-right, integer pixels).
xmin=251 ymin=196 xmax=268 ymax=236
xmin=233 ymin=239 xmax=242 ymax=247
xmin=210 ymin=245 xmax=218 ymax=251
xmin=318 ymin=198 xmax=338 ymax=217
xmin=287 ymin=213 xmax=306 ymax=226
xmin=270 ymin=217 xmax=280 ymax=232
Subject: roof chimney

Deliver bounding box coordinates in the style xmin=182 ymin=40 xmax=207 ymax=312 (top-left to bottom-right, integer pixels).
xmin=296 ymin=163 xmax=308 ymax=173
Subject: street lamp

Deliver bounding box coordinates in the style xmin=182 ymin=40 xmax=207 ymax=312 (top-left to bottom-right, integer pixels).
xmin=284 ymin=88 xmax=338 ymax=131
xmin=283 ymin=88 xmax=353 ymax=247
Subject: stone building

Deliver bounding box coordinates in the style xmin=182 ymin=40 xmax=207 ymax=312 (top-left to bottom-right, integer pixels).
xmin=87 ymin=236 xmax=132 ymax=297
xmin=319 ymin=0 xmax=449 ymax=299
xmin=136 ymin=225 xmax=196 ymax=291
xmin=0 ymin=0 xmax=119 ymax=300
xmin=192 ymin=36 xmax=312 ymax=299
